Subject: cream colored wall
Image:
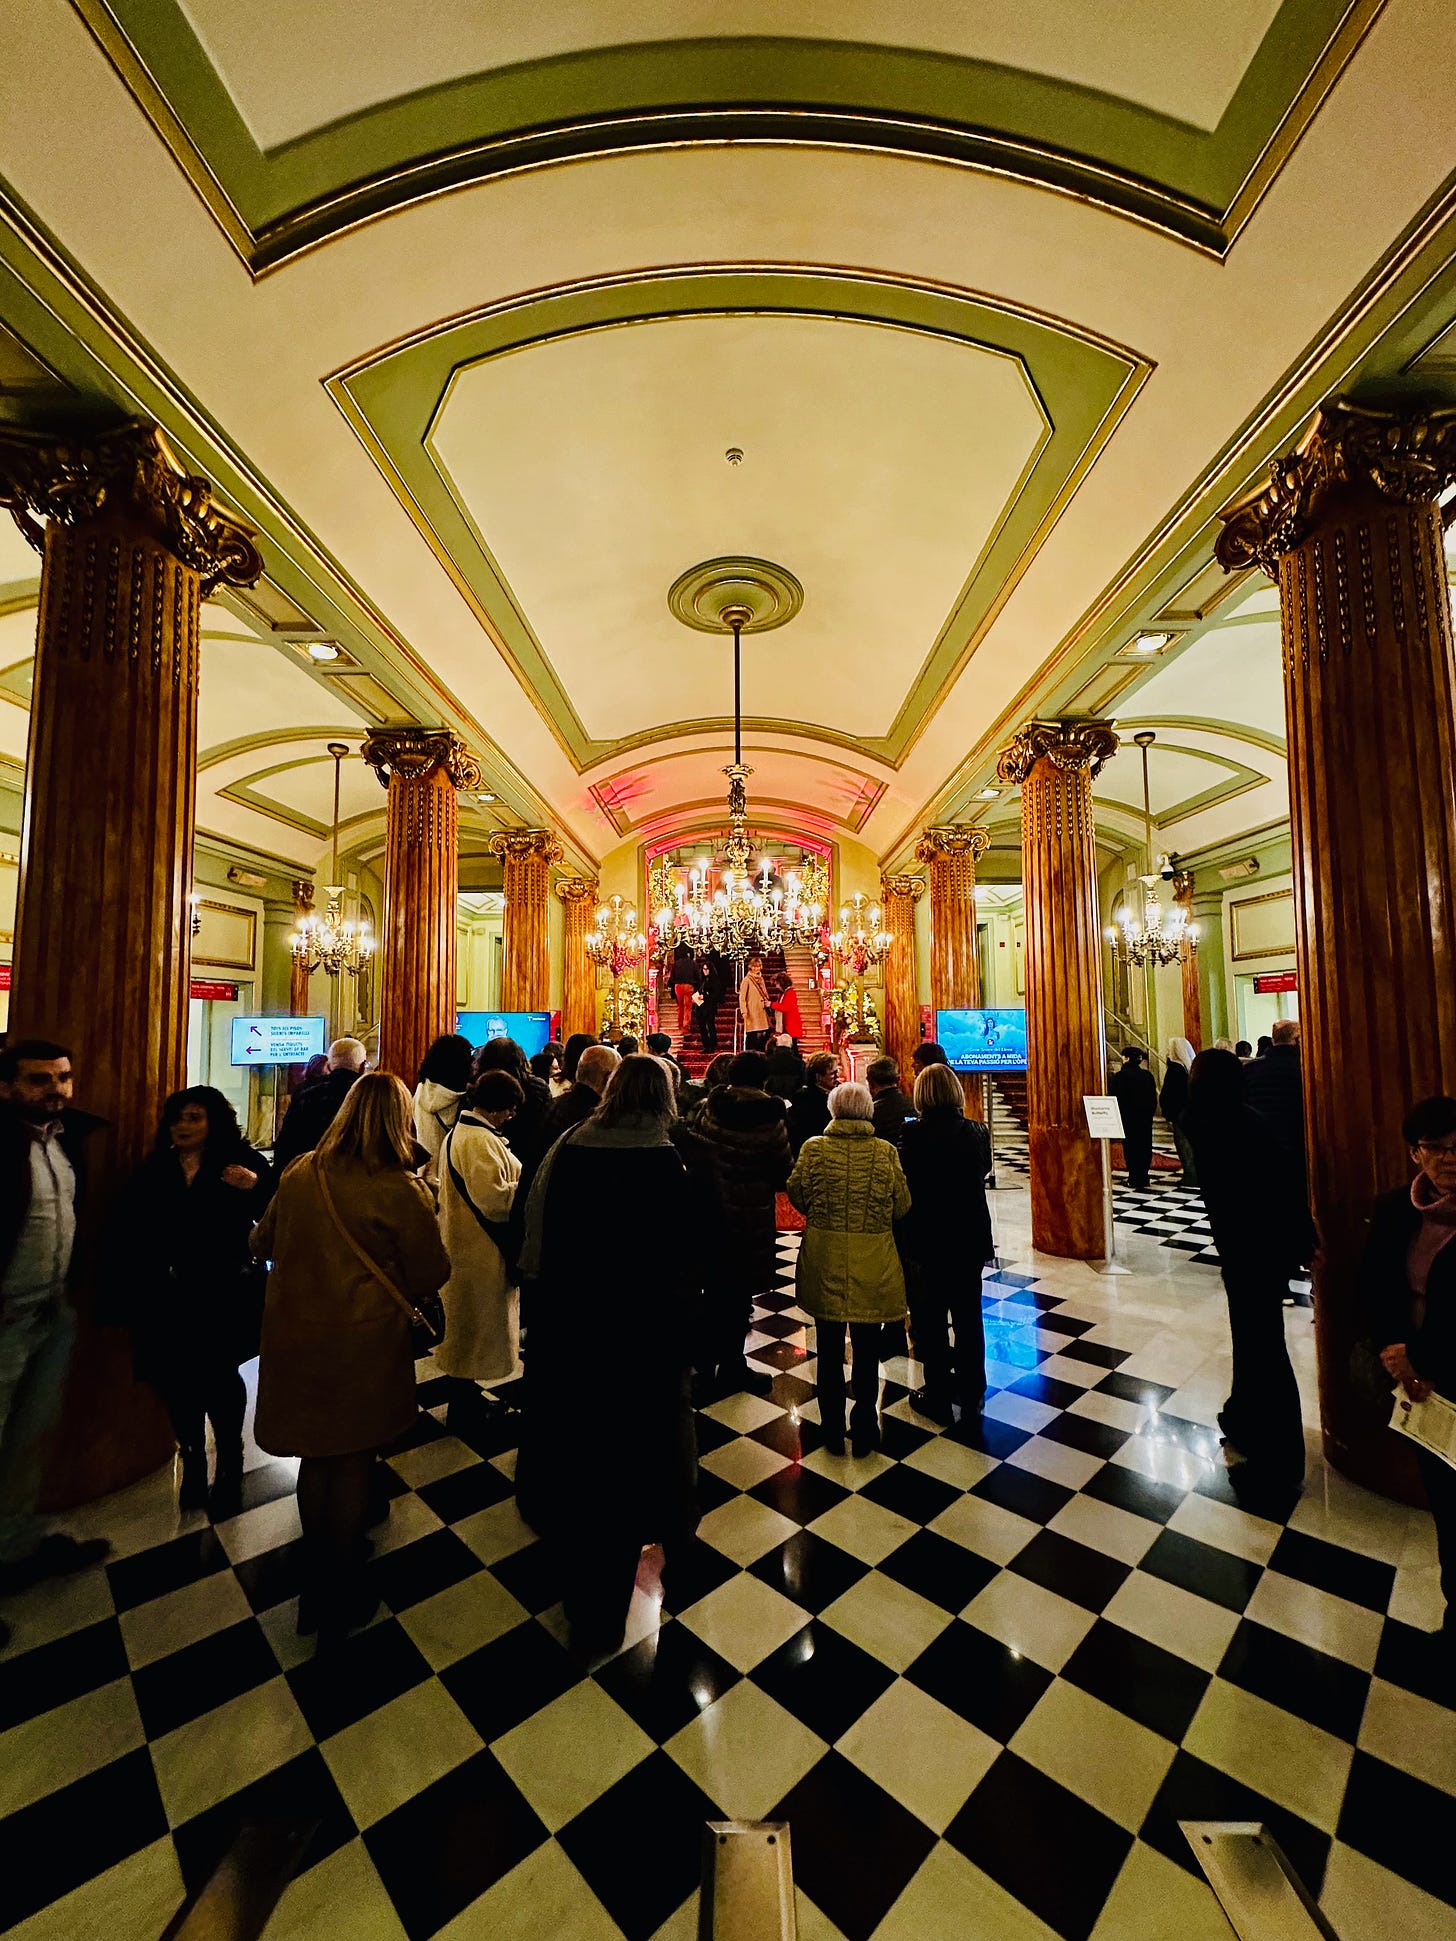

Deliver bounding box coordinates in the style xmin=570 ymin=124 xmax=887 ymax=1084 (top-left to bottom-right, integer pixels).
xmin=597 ymin=838 xmax=642 ymax=907
xmin=458 ymin=912 xmax=503 ymax=1009
xmin=834 ymin=835 xmax=879 ymax=905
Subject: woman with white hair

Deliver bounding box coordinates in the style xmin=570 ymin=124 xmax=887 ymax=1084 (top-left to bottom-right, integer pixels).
xmin=787 ymin=1080 xmax=911 ymax=1456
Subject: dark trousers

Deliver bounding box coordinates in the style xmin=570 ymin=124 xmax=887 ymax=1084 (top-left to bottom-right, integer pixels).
xmin=297 ymin=1449 xmax=375 ymax=1618
xmin=699 ymin=1007 xmax=718 ymax=1051
xmin=745 ymin=1029 xmax=772 ymax=1051
xmin=909 ymin=1262 xmax=988 ymax=1405
xmin=1219 ymin=1261 xmax=1305 ymax=1480
xmin=1417 ymin=1447 xmax=1456 ymax=1616
xmin=159 ymin=1363 xmax=246 ymax=1473
xmin=816 ymin=1321 xmax=882 ymax=1431
xmin=1121 ymin=1127 xmax=1153 ymax=1191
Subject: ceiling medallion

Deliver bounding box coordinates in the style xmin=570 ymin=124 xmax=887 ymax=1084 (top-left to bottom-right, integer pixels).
xmin=666 ymin=555 xmax=804 ymax=636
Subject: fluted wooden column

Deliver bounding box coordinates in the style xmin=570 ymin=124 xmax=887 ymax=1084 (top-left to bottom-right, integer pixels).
xmin=557 ymin=875 xmax=599 ymax=1041
xmin=1173 ymin=873 xmax=1202 ymax=1051
xmin=997 ymin=720 xmax=1118 ymax=1259
xmin=363 ymin=729 xmax=479 ymax=1083
xmin=490 ymin=830 xmax=563 ymax=1010
xmin=0 ymin=422 xmax=262 ymax=1504
xmin=916 ymin=824 xmax=991 ymax=1116
xmin=289 ymin=879 xmax=314 ymax=1016
xmin=879 ymin=873 xmax=924 ymax=1078
xmin=1218 ymin=399 xmax=1456 ymax=1493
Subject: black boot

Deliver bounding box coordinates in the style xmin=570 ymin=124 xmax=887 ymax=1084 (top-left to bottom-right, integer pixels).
xmin=208 ymin=1448 xmax=244 ymax=1522
xmin=850 ymin=1404 xmax=880 ymax=1459
xmin=178 ymin=1448 xmax=209 ymax=1514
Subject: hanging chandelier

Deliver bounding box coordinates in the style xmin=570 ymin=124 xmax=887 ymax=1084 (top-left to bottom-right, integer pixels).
xmin=292 ymin=741 xmax=374 ymax=978
xmin=585 ymin=894 xmax=648 ymax=979
xmin=831 ymin=891 xmax=894 ymax=976
xmin=1106 ymin=730 xmax=1197 ymax=968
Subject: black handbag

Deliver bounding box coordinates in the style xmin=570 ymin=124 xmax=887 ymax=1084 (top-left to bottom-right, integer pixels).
xmin=444 ymin=1125 xmax=518 ymax=1282
xmin=314 ymin=1157 xmax=444 ymax=1356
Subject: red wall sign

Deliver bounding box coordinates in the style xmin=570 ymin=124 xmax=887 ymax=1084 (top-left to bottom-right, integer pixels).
xmin=0 ymin=964 xmax=10 ymax=991
xmin=1253 ymin=971 xmax=1298 ymax=994
xmin=189 ymin=979 xmax=239 ymax=1001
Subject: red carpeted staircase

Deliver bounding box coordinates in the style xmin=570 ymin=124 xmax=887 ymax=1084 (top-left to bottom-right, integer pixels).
xmin=668 ymin=942 xmax=829 ymax=1076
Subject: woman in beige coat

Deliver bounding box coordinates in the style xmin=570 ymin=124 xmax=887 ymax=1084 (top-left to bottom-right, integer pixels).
xmin=437 ymin=1069 xmax=523 ymax=1425
xmin=253 ymin=1072 xmax=449 ymax=1642
xmin=787 ymin=1081 xmax=910 ymax=1455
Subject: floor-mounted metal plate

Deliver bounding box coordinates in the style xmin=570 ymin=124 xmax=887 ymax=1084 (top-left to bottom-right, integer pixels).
xmin=1181 ymin=1822 xmax=1342 ymax=1940
xmin=699 ymin=1820 xmax=796 ymax=1940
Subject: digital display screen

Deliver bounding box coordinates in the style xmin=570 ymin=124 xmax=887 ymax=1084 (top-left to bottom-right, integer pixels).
xmin=230 ymin=1016 xmax=327 ymax=1066
xmin=937 ymin=1007 xmax=1029 ymax=1073
xmin=457 ymin=1010 xmax=552 ymax=1059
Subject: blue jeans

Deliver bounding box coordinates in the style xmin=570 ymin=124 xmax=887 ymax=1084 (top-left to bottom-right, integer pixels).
xmin=0 ymin=1294 xmax=75 ymax=1564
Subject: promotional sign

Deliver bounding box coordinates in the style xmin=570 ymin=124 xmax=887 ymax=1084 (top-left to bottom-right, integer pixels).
xmin=189 ymin=979 xmax=239 ymax=1002
xmin=0 ymin=964 xmax=10 ymax=992
xmin=457 ymin=1010 xmax=552 ymax=1058
xmin=937 ymin=1007 xmax=1029 ymax=1073
xmin=1253 ymin=971 xmax=1298 ymax=994
xmin=1083 ymin=1095 xmax=1126 ymax=1140
xmin=229 ymin=1015 xmax=327 ymax=1067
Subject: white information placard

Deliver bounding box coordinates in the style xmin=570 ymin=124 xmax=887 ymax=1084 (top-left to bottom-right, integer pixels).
xmin=1083 ymin=1094 xmax=1125 ymax=1140
xmin=230 ymin=1015 xmax=327 ymax=1066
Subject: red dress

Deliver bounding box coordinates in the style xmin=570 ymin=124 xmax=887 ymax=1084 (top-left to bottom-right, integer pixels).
xmin=776 ymin=984 xmax=804 ymax=1036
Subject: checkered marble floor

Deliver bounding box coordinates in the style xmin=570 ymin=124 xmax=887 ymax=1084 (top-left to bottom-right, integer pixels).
xmin=1 ymin=1197 xmax=1452 ymax=1941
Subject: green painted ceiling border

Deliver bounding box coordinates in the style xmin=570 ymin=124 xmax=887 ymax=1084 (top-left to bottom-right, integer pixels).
xmin=71 ymin=0 xmax=1382 ymax=269
xmin=1116 ymin=713 xmax=1288 ymax=759
xmin=903 ymin=171 xmax=1456 ymax=863
xmin=1090 ymin=742 xmax=1270 ymax=830
xmin=0 ymin=179 xmax=592 ymax=867
xmin=331 ymin=267 xmax=1145 ymax=773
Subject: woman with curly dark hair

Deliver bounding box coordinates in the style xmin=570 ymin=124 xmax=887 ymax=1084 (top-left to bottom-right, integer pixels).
xmin=123 ymin=1086 xmax=274 ymax=1516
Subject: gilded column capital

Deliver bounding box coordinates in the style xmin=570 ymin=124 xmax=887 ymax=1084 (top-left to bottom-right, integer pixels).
xmin=555 ymin=874 xmax=599 ymax=906
xmin=879 ymin=872 xmax=925 ymax=904
xmin=915 ymin=824 xmax=991 ymax=866
xmin=361 ymin=726 xmax=481 ymax=792
xmin=1216 ymin=400 xmax=1456 ymax=576
xmin=488 ymin=829 xmax=564 ymax=867
xmin=996 ymin=718 xmax=1118 ymax=786
xmin=0 ymin=421 xmax=263 ymax=593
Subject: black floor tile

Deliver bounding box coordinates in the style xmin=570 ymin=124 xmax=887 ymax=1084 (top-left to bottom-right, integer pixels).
xmin=106 ymin=1527 xmax=229 ymax=1612
xmin=0 ymin=1616 xmax=128 ymax=1729
xmin=233 ymin=1535 xmax=309 ymax=1614
xmin=659 ymin=1536 xmax=740 ymax=1613
xmin=769 ymin=1371 xmax=816 ymax=1412
xmin=0 ymin=1746 xmax=167 ymax=1930
xmin=906 ymin=1619 xmax=1053 ymax=1741
xmin=690 ymin=1412 xmax=739 ymax=1457
xmin=441 ymin=1618 xmax=580 ymax=1743
xmin=287 ymin=1619 xmax=433 ymax=1741
xmin=171 ymin=1746 xmax=354 ymax=1894
xmin=874 ymin=1414 xmax=935 ymax=1461
xmin=1138 ymin=1530 xmax=1262 ymax=1613
xmin=1082 ymin=1463 xmax=1189 ymax=1524
xmin=971 ymin=1463 xmax=1073 ymax=1526
xmin=1006 ymin=1372 xmax=1088 ymax=1411
xmin=1336 ymin=1749 xmax=1456 ymax=1907
xmin=1036 ymin=1312 xmax=1097 ymax=1338
xmin=1372 ymin=1616 xmax=1456 ymax=1710
xmin=749 ymin=1530 xmax=870 ymax=1614
xmin=1062 ymin=1619 xmax=1211 ymax=1741
xmin=131 ymin=1618 xmax=280 ymax=1738
xmin=365 ymin=1750 xmax=547 ymax=1940
xmin=594 ymin=1621 xmax=739 ymax=1742
xmin=557 ymin=1750 xmax=718 ymax=1941
xmin=1142 ymin=1748 xmax=1331 ymax=1894
xmin=1060 ymin=1340 xmax=1132 ymax=1371
xmin=415 ymin=1457 xmax=513 ymax=1525
xmin=747 ymin=1411 xmax=811 ymax=1461
xmin=372 ymin=1528 xmax=488 ymax=1614
xmin=749 ymin=1339 xmax=812 ymax=1372
xmin=1039 ymin=1412 xmax=1130 ymax=1459
xmin=772 ymin=1750 xmax=937 ymax=1941
xmin=946 ymin=1750 xmax=1131 ymax=1941
xmin=1095 ymin=1371 xmax=1177 ymax=1408
xmin=860 ymin=1463 xmax=960 ymax=1528
xmin=752 ymin=1620 xmax=896 ymax=1742
xmin=694 ymin=1466 xmax=739 ymax=1515
xmin=749 ymin=1465 xmax=849 ymax=1527
xmin=485 ymin=1538 xmax=565 ymax=1616
xmin=384 ymin=1409 xmax=449 ymax=1454
xmin=754 ymin=1313 xmax=806 ymax=1340
xmin=235 ymin=1461 xmax=299 ymax=1515
xmin=1009 ymin=1529 xmax=1131 ymax=1613
xmin=877 ymin=1528 xmax=999 ymax=1613
xmin=1218 ymin=1619 xmax=1371 ymax=1741
xmin=1266 ymin=1529 xmax=1396 ymax=1614
xmin=945 ymin=1413 xmax=1031 ymax=1459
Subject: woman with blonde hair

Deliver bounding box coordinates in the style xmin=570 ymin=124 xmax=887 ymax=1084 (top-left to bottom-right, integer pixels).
xmin=787 ymin=1080 xmax=910 ymax=1455
xmin=253 ymin=1071 xmax=449 ymax=1643
xmin=898 ymin=1062 xmax=993 ymax=1422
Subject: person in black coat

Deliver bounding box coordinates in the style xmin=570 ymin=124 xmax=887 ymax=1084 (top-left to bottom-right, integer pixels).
xmin=695 ymin=1051 xmax=792 ymax=1397
xmin=867 ymin=1057 xmax=916 ymax=1146
xmin=695 ymin=953 xmax=725 ymax=1052
xmin=1244 ymin=1019 xmax=1308 ymax=1229
xmin=764 ymin=1040 xmax=805 ymax=1103
xmin=1185 ymin=1049 xmax=1310 ymax=1494
xmin=898 ymin=1064 xmax=993 ymax=1422
xmin=539 ymin=1045 xmax=620 ymax=1151
xmin=1360 ymin=1093 xmax=1456 ymax=1635
xmin=788 ymin=1052 xmax=839 ymax=1155
xmin=1159 ymin=1039 xmax=1197 ymax=1185
xmin=123 ymin=1086 xmax=274 ymax=1516
xmin=1110 ymin=1047 xmax=1158 ymax=1190
xmin=273 ymin=1038 xmax=366 ymax=1169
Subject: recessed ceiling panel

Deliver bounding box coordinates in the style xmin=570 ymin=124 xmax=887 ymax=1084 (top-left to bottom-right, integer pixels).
xmin=429 ymin=313 xmax=1047 ymax=744
xmin=1127 ymin=610 xmax=1287 ymax=741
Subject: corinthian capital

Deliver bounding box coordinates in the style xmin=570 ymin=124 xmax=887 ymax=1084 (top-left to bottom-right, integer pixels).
xmin=0 ymin=422 xmax=263 ymax=593
xmin=488 ymin=829 xmax=564 ymax=867
xmin=1216 ymin=400 xmax=1456 ymax=576
xmin=880 ymin=872 xmax=925 ymax=904
xmin=361 ymin=727 xmax=481 ymax=791
xmin=555 ymin=874 xmax=598 ymax=906
xmin=915 ymin=824 xmax=991 ymax=865
xmin=996 ymin=718 xmax=1118 ymax=786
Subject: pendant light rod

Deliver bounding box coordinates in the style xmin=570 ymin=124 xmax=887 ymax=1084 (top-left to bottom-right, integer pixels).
xmin=732 ymin=617 xmax=743 ymax=768
xmin=327 ymin=739 xmax=350 ymax=885
xmin=1135 ymin=729 xmax=1156 ymax=873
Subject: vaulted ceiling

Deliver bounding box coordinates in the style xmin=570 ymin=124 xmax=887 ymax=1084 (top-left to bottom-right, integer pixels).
xmin=2 ymin=0 xmax=1455 ymax=879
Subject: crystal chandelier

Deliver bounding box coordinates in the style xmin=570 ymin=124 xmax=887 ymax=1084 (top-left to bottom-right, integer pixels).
xmin=292 ymin=742 xmax=374 ymax=978
xmin=831 ymin=892 xmax=893 ymax=976
xmin=1106 ymin=730 xmax=1197 ymax=968
xmin=585 ymin=895 xmax=647 ymax=979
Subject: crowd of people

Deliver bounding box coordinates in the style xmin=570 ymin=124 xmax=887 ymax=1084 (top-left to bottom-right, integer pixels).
xmin=0 ymin=1007 xmax=1451 ymax=1657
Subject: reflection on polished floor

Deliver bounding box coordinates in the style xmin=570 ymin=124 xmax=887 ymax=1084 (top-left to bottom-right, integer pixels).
xmin=0 ymin=1188 xmax=1451 ymax=1941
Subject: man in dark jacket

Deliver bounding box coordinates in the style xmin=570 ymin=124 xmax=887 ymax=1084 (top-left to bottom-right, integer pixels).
xmin=1109 ymin=1048 xmax=1158 ymax=1190
xmin=788 ymin=1051 xmax=839 ymax=1155
xmin=696 ymin=1050 xmax=792 ymax=1396
xmin=0 ymin=1040 xmax=111 ymax=1625
xmin=867 ymin=1057 xmax=915 ymax=1146
xmin=273 ymin=1035 xmax=366 ymax=1169
xmin=539 ymin=1045 xmax=618 ymax=1149
xmin=1244 ymin=1018 xmax=1309 ymax=1245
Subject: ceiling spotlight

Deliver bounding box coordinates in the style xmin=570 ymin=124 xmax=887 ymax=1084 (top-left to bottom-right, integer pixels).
xmin=306 ymin=641 xmax=341 ymax=662
xmin=725 ymin=447 xmax=743 ymax=466
xmin=1130 ymin=631 xmax=1172 ymax=654
xmin=476 ymin=790 xmax=497 ymax=804
xmin=977 ymin=786 xmax=1001 ymax=799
